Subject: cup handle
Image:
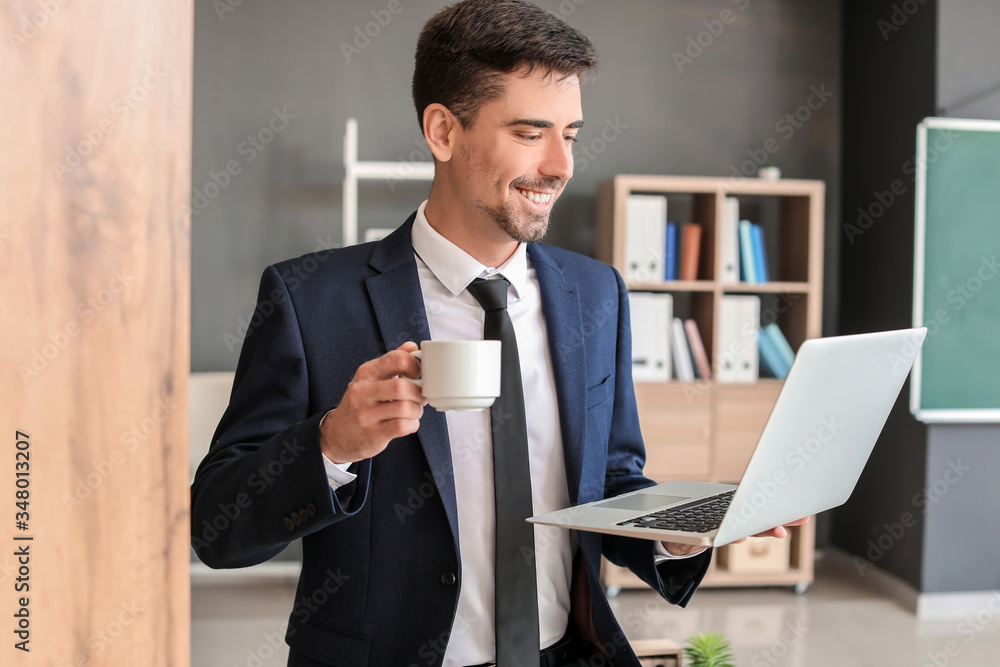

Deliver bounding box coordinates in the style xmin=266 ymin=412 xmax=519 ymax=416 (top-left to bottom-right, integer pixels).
xmin=404 ymin=349 xmax=422 ymax=388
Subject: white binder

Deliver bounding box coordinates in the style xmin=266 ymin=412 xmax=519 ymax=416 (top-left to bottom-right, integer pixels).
xmin=625 ymin=194 xmax=667 ymax=281
xmin=717 ymin=295 xmax=760 ymax=382
xmin=629 ymin=292 xmax=672 ymax=382
xmin=721 ymin=197 xmax=740 ymax=283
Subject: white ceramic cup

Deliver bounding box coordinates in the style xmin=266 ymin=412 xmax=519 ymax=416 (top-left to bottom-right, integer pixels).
xmin=406 ymin=340 xmax=501 ymax=411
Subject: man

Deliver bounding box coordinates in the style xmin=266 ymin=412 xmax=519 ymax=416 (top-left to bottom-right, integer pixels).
xmin=191 ymin=1 xmax=803 ymax=665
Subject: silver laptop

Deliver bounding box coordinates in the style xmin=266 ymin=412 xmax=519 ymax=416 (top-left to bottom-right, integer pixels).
xmin=529 ymin=327 xmax=927 ymax=547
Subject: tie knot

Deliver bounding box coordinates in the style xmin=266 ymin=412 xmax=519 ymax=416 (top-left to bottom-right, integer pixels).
xmin=467 ymin=277 xmax=510 ymax=312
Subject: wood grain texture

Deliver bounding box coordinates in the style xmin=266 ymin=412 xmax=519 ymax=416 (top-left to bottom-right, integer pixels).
xmin=0 ymin=0 xmax=192 ymax=664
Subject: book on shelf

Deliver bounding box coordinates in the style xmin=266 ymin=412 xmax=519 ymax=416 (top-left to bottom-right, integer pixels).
xmin=721 ymin=197 xmax=740 ymax=283
xmin=679 ymin=223 xmax=702 ymax=281
xmin=757 ymin=326 xmax=790 ymax=379
xmin=764 ymin=322 xmax=795 ymax=368
xmin=664 ymin=222 xmax=678 ymax=281
xmin=684 ymin=319 xmax=712 ymax=380
xmin=751 ymin=223 xmax=770 ymax=282
xmin=628 ymin=292 xmax=672 ymax=382
xmin=717 ymin=295 xmax=760 ymax=382
xmin=625 ymin=194 xmax=667 ymax=281
xmin=670 ymin=317 xmax=696 ymax=382
xmin=738 ymin=219 xmax=757 ymax=283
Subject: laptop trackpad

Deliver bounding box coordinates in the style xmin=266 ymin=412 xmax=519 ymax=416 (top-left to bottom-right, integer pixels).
xmin=594 ymin=494 xmax=689 ymax=511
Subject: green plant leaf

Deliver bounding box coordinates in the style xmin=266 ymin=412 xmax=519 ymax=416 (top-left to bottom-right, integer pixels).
xmin=682 ymin=632 xmax=735 ymax=667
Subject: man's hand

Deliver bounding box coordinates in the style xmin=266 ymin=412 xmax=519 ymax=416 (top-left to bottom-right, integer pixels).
xmin=659 ymin=541 xmax=708 ymax=557
xmin=659 ymin=516 xmax=811 ymax=556
xmin=739 ymin=515 xmax=811 ymax=542
xmin=319 ymin=342 xmax=427 ymax=464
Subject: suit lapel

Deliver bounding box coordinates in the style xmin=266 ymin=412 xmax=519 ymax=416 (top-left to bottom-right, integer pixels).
xmin=528 ymin=244 xmax=587 ymax=505
xmin=365 ymin=216 xmax=460 ymax=545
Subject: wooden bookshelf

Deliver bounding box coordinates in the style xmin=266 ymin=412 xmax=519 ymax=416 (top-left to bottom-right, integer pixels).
xmin=596 ymin=175 xmax=824 ymax=594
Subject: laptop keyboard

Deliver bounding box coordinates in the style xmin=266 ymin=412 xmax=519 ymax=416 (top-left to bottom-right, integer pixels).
xmin=615 ymin=490 xmax=735 ymax=533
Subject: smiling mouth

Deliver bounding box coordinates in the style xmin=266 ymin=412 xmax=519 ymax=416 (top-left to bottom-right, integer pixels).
xmin=515 ymin=187 xmax=555 ymax=206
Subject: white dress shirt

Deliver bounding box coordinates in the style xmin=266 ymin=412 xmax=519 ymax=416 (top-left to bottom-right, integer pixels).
xmin=320 ymin=201 xmax=698 ymax=665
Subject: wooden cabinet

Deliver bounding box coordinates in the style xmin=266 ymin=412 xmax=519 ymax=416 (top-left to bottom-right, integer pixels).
xmin=596 ymin=175 xmax=824 ymax=593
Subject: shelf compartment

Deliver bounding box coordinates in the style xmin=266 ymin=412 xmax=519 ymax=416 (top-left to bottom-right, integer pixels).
xmin=634 ymin=382 xmax=712 ymax=480
xmin=715 ymin=381 xmax=783 ymax=483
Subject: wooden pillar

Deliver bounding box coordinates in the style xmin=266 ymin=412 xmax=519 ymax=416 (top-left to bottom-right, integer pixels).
xmin=0 ymin=0 xmax=192 ymax=664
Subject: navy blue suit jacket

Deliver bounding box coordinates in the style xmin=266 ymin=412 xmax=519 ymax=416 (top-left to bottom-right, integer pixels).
xmin=190 ymin=215 xmax=711 ymax=666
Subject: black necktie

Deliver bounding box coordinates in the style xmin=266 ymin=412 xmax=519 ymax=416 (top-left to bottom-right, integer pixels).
xmin=466 ymin=277 xmax=539 ymax=666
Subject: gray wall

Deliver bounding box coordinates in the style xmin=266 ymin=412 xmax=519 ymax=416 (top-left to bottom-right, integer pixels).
xmin=834 ymin=0 xmax=1000 ymax=594
xmin=191 ymin=0 xmax=843 ymax=372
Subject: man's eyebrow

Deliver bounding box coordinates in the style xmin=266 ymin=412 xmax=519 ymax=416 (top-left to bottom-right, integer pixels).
xmin=505 ymin=118 xmax=585 ymax=129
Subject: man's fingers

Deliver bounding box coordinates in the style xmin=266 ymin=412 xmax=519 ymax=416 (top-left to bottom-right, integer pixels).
xmin=355 ymin=345 xmax=423 ymax=382
xmin=364 ymin=377 xmax=426 ymax=406
xmin=364 ymin=398 xmax=426 ymax=425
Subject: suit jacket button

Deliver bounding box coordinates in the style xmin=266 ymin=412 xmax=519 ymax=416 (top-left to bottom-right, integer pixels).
xmin=440 ymin=570 xmax=457 ymax=588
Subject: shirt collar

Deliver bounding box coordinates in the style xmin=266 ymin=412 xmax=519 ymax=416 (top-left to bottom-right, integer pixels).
xmin=411 ymin=200 xmax=528 ymax=301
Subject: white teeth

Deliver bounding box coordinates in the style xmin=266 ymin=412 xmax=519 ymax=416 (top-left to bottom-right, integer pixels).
xmin=517 ymin=188 xmax=552 ymax=204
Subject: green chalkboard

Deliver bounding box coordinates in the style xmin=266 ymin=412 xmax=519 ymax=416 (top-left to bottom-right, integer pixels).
xmin=913 ymin=118 xmax=1000 ymax=422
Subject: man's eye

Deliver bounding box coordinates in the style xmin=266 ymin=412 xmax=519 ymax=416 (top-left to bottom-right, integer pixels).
xmin=565 ymin=135 xmax=579 ymax=144
xmin=519 ymin=134 xmax=542 ymax=142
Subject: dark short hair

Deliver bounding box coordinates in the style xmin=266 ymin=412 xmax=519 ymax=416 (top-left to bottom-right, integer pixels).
xmin=412 ymin=0 xmax=598 ymax=131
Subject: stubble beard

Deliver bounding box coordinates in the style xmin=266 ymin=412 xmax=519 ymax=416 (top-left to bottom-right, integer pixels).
xmin=479 ymin=191 xmax=552 ymax=244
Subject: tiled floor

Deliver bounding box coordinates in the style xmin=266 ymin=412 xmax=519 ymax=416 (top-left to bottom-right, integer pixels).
xmin=609 ymin=559 xmax=1000 ymax=667
xmin=192 ymin=557 xmax=1000 ymax=666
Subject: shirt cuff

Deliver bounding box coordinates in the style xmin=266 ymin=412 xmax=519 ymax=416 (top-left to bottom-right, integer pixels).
xmin=318 ymin=410 xmax=357 ymax=489
xmin=654 ymin=541 xmax=708 ymax=562
xmin=322 ymin=453 xmax=357 ymax=489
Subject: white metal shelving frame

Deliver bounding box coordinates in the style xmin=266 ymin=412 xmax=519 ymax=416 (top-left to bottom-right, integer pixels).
xmin=342 ymin=117 xmax=435 ymax=247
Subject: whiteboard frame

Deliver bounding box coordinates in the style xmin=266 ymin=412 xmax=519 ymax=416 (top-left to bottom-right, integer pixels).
xmin=912 ymin=117 xmax=1000 ymax=423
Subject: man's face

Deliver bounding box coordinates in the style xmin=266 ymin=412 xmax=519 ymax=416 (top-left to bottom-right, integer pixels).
xmin=452 ymin=69 xmax=583 ymax=244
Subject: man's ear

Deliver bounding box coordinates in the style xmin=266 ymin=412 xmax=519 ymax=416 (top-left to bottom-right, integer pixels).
xmin=422 ymin=103 xmax=459 ymax=163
